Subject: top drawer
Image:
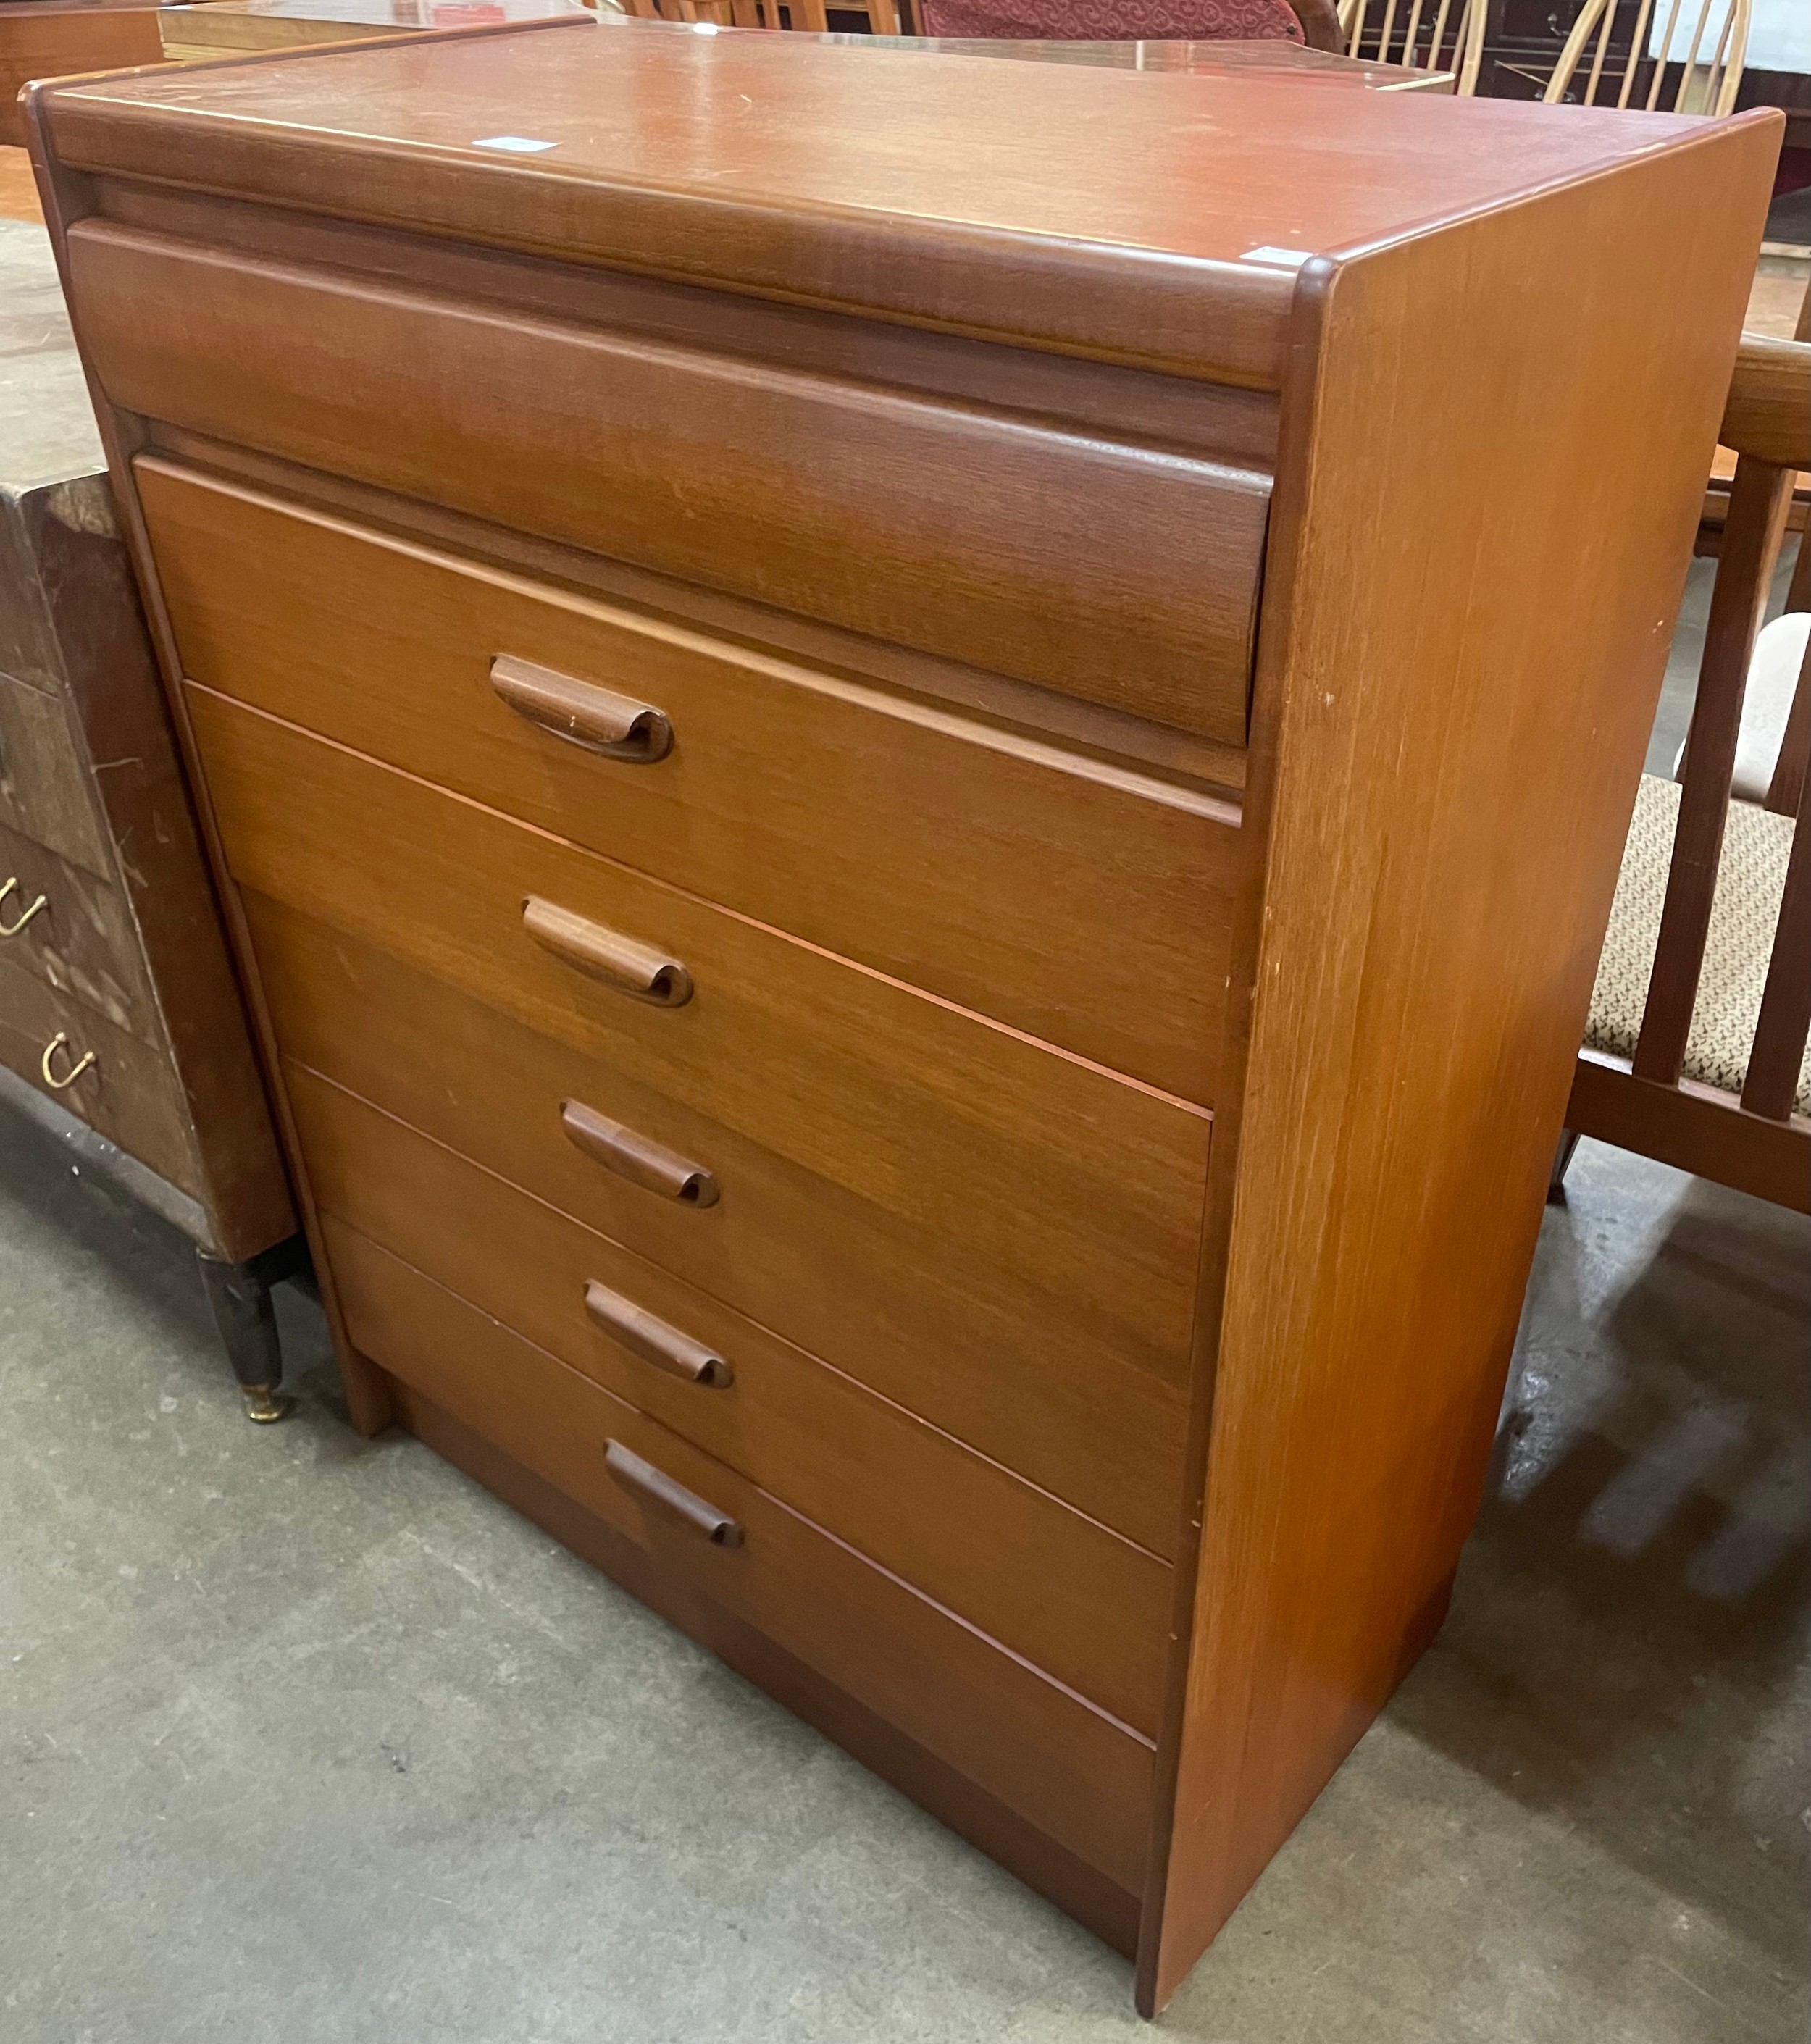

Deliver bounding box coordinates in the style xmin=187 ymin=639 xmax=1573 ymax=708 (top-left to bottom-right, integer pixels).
xmin=67 ymin=222 xmax=1269 ymax=748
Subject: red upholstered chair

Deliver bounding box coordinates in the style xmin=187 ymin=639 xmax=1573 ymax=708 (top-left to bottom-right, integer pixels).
xmin=915 ymin=0 xmax=1312 ymax=43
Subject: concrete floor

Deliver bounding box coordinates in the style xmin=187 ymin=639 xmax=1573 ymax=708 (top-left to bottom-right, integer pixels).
xmin=1 ymin=1099 xmax=1805 ymax=2043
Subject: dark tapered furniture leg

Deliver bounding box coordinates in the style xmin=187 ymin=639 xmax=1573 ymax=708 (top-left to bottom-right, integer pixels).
xmin=1547 ymin=1128 xmax=1582 ymax=1205
xmin=196 ymin=1236 xmax=309 ymax=1422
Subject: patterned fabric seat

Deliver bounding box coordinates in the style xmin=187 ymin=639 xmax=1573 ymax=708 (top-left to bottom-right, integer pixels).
xmin=1586 ymin=773 xmax=1810 ymax=1116
xmin=916 ymin=0 xmax=1305 ymax=42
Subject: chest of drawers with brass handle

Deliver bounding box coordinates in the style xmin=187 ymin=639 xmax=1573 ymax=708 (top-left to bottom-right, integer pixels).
xmin=28 ymin=18 xmax=1778 ymax=2013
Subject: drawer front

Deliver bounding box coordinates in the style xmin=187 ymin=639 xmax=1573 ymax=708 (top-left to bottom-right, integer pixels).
xmin=251 ymin=892 xmax=1190 ymax=1560
xmin=0 ymin=669 xmax=112 ymax=879
xmin=0 ymin=947 xmax=196 ymax=1194
xmin=292 ymin=1061 xmax=1171 ymax=1734
xmin=140 ymin=462 xmax=1236 ymax=1104
xmin=76 ymin=224 xmax=1268 ymax=747
xmin=0 ymin=818 xmax=156 ymax=1042
xmin=331 ymin=1218 xmax=1156 ymax=1892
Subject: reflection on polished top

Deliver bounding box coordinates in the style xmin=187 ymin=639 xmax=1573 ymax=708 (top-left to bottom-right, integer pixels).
xmin=765 ymin=25 xmax=1454 ymax=88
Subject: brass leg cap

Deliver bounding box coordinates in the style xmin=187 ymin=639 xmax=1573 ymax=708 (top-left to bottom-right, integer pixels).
xmin=243 ymin=1384 xmax=296 ymax=1425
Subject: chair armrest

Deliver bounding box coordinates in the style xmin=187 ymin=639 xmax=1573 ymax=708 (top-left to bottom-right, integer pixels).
xmin=1720 ymin=336 xmax=1810 ymax=471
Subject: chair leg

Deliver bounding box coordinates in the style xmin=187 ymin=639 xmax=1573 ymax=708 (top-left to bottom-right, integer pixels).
xmin=196 ymin=1238 xmax=306 ymax=1423
xmin=1546 ymin=1127 xmax=1581 ymax=1205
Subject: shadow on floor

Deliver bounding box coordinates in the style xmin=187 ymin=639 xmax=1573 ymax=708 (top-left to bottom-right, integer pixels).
xmin=1400 ymin=1158 xmax=1808 ymax=1974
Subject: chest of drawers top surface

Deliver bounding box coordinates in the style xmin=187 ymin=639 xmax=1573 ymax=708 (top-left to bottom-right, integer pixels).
xmin=37 ymin=15 xmax=1714 ymax=387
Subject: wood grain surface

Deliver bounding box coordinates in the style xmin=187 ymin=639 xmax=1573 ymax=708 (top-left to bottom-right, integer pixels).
xmin=1720 ymin=335 xmax=1811 ymax=470
xmin=290 ymin=1059 xmax=1174 ymax=1733
xmin=245 ymin=892 xmax=1195 ymax=1557
xmin=1141 ymin=109 xmax=1781 ymax=2012
xmin=187 ymin=688 xmax=1213 ymax=1391
xmin=139 ymin=458 xmax=1239 ymax=1101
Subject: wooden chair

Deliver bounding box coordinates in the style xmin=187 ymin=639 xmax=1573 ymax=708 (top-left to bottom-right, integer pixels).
xmin=1334 ymin=0 xmax=1484 ymax=89
xmin=1542 ymin=0 xmax=1750 ymax=114
xmin=1555 ymin=335 xmax=1810 ymax=1212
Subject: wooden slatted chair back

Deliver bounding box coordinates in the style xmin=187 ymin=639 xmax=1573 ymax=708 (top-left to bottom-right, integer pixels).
xmin=1542 ymin=0 xmax=1751 ymax=114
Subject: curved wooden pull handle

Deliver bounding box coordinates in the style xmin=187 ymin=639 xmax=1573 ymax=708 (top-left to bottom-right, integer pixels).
xmin=0 ymin=877 xmax=47 ymax=937
xmin=586 ymin=1281 xmax=733 ymax=1388
xmin=491 ymin=655 xmax=672 ymax=764
xmin=605 ymin=1440 xmax=743 ymax=1546
xmin=523 ymin=897 xmax=692 ymax=1006
xmin=561 ymin=1100 xmax=718 ymax=1206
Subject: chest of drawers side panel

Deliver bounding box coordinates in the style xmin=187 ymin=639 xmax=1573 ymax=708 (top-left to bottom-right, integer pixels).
xmin=1139 ymin=113 xmax=1783 ymax=2013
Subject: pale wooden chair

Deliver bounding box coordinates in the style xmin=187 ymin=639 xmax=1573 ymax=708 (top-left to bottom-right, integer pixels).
xmin=1334 ymin=0 xmax=1484 ymax=90
xmin=1542 ymin=0 xmax=1750 ymax=114
xmin=1555 ymin=335 xmax=1810 ymax=1212
xmin=617 ymin=0 xmax=902 ymax=29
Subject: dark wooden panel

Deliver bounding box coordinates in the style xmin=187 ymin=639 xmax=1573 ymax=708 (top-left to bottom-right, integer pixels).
xmin=0 ymin=815 xmax=154 ymax=1039
xmin=247 ymin=893 xmax=1191 ymax=1558
xmin=141 ymin=460 xmax=1239 ymax=1102
xmin=330 ymin=1217 xmax=1158 ymax=1892
xmin=0 ymin=942 xmax=198 ymax=1193
xmin=74 ymin=225 xmax=1269 ymax=744
xmin=0 ymin=668 xmax=111 ymax=877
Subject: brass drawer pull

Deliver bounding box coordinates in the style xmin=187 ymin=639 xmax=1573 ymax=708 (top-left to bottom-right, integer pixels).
xmin=0 ymin=877 xmax=47 ymax=937
xmin=605 ymin=1439 xmax=743 ymax=1546
xmin=41 ymin=1031 xmax=96 ymax=1090
xmin=523 ymin=896 xmax=693 ymax=1007
xmin=561 ymin=1099 xmax=719 ymax=1207
xmin=586 ymin=1281 xmax=733 ymax=1388
xmin=491 ymin=654 xmax=672 ymax=765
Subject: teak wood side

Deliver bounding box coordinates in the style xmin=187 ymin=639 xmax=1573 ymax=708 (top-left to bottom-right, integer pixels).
xmin=28 ymin=18 xmax=1779 ymax=2014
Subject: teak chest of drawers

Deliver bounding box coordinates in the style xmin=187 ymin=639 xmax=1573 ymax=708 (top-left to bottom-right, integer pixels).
xmin=28 ymin=18 xmax=1778 ymax=2011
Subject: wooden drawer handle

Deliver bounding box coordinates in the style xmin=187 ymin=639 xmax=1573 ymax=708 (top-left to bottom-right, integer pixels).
xmin=523 ymin=896 xmax=693 ymax=1007
xmin=1 ymin=877 xmax=47 ymax=937
xmin=561 ymin=1099 xmax=719 ymax=1207
xmin=586 ymin=1280 xmax=733 ymax=1388
xmin=605 ymin=1439 xmax=743 ymax=1546
xmin=491 ymin=654 xmax=672 ymax=764
xmin=41 ymin=1031 xmax=96 ymax=1090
